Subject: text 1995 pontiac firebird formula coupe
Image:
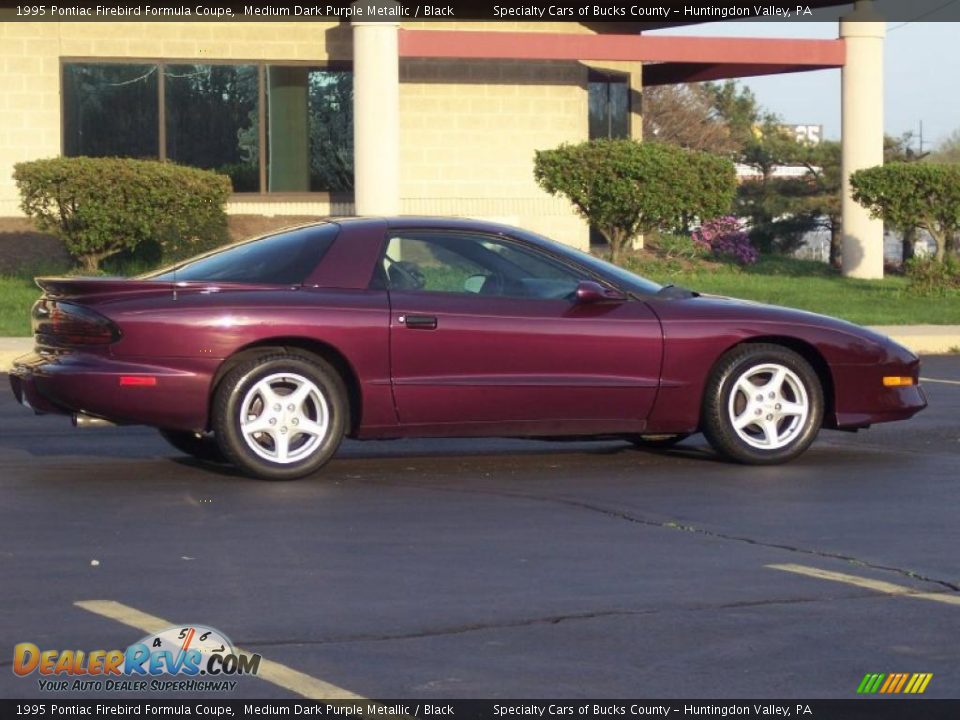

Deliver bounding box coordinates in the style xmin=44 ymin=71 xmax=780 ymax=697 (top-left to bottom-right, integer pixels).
xmin=10 ymin=217 xmax=926 ymax=480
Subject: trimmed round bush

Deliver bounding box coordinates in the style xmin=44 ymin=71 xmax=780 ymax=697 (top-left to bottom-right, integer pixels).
xmin=13 ymin=156 xmax=232 ymax=272
xmin=533 ymin=139 xmax=736 ymax=264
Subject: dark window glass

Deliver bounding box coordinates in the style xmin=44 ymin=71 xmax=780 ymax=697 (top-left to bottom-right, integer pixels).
xmin=266 ymin=68 xmax=354 ymax=192
xmin=148 ymin=224 xmax=338 ymax=284
xmin=63 ymin=62 xmax=354 ymax=195
xmin=383 ymin=232 xmax=582 ymax=300
xmin=63 ymin=63 xmax=159 ymax=158
xmin=309 ymin=70 xmax=354 ymax=192
xmin=165 ymin=64 xmax=259 ymax=192
xmin=588 ymin=72 xmax=629 ymax=140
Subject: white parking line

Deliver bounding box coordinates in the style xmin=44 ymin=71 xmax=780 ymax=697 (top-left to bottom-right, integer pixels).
xmin=920 ymin=377 xmax=960 ymax=386
xmin=767 ymin=564 xmax=960 ymax=607
xmin=75 ymin=600 xmax=367 ymax=700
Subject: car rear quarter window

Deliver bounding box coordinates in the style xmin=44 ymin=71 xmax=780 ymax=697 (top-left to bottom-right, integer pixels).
xmin=149 ymin=224 xmax=338 ymax=284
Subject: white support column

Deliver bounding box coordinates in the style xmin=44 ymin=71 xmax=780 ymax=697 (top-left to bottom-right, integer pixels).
xmin=352 ymin=5 xmax=401 ymax=216
xmin=840 ymin=2 xmax=885 ymax=279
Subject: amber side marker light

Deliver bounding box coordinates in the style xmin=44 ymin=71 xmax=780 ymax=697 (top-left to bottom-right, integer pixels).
xmin=882 ymin=376 xmax=915 ymax=387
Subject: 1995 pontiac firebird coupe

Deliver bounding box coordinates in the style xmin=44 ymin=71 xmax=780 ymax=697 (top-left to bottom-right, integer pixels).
xmin=10 ymin=217 xmax=926 ymax=480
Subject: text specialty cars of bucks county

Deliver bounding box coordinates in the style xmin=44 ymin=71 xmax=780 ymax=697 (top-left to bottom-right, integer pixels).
xmin=9 ymin=217 xmax=926 ymax=480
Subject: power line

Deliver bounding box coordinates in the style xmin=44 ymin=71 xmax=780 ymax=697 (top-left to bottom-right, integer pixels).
xmin=888 ymin=0 xmax=960 ymax=32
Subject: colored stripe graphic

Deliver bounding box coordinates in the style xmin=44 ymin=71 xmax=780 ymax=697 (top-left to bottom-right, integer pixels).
xmin=858 ymin=673 xmax=932 ymax=694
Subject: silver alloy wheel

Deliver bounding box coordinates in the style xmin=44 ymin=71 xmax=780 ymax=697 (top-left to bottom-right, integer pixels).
xmin=239 ymin=372 xmax=330 ymax=464
xmin=727 ymin=363 xmax=809 ymax=450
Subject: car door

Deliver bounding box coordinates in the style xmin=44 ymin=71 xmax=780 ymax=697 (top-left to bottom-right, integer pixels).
xmin=382 ymin=229 xmax=663 ymax=432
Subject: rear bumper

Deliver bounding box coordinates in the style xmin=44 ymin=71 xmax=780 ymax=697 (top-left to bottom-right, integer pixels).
xmin=9 ymin=351 xmax=217 ymax=431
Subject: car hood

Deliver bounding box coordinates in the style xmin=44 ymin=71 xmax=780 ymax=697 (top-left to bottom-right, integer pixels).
xmin=652 ymin=292 xmax=917 ymax=364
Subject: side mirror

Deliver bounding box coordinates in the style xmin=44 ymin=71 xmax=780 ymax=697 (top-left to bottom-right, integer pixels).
xmin=574 ymin=280 xmax=626 ymax=305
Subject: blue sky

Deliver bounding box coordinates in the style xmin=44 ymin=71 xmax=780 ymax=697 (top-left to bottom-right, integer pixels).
xmin=653 ymin=21 xmax=960 ymax=149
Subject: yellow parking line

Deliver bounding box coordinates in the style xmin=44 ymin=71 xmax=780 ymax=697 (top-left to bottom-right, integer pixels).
xmin=75 ymin=600 xmax=366 ymax=700
xmin=920 ymin=377 xmax=960 ymax=386
xmin=766 ymin=564 xmax=960 ymax=607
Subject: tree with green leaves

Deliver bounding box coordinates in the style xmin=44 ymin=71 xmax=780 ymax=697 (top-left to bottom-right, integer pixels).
xmin=533 ymin=139 xmax=736 ymax=263
xmin=851 ymin=163 xmax=960 ymax=262
xmin=703 ymin=80 xmax=769 ymax=153
xmin=698 ymin=82 xmax=823 ymax=254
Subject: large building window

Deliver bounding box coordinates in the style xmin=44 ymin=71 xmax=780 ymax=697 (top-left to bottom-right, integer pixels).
xmin=588 ymin=71 xmax=629 ymax=140
xmin=62 ymin=61 xmax=353 ymax=195
xmin=64 ymin=64 xmax=159 ymax=159
xmin=165 ymin=64 xmax=259 ymax=193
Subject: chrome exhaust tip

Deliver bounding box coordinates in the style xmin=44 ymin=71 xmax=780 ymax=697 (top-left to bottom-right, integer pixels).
xmin=73 ymin=413 xmax=116 ymax=429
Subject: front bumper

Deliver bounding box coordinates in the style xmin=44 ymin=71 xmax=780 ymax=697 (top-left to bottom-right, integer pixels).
xmin=830 ymin=361 xmax=928 ymax=428
xmin=9 ymin=351 xmax=217 ymax=431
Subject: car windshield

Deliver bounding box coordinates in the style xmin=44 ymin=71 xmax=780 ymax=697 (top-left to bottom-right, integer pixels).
xmin=145 ymin=224 xmax=338 ymax=284
xmin=512 ymin=228 xmax=664 ymax=296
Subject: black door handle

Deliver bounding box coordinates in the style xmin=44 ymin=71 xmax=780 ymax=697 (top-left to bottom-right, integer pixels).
xmin=400 ymin=314 xmax=438 ymax=330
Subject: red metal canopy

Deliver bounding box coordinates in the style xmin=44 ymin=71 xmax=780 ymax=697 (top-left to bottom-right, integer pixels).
xmin=398 ymin=30 xmax=846 ymax=84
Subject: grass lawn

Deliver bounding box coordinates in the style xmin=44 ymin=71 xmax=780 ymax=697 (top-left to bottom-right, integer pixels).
xmin=0 ymin=257 xmax=957 ymax=337
xmin=622 ymin=255 xmax=960 ymax=326
xmin=0 ymin=276 xmax=41 ymax=336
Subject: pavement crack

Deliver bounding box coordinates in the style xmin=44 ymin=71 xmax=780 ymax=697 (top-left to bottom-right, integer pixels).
xmin=358 ymin=478 xmax=960 ymax=594
xmin=240 ymin=609 xmax=654 ymax=648
xmin=548 ymin=496 xmax=960 ymax=594
xmin=236 ymin=591 xmax=902 ymax=650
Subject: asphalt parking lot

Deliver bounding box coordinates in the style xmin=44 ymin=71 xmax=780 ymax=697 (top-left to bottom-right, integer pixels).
xmin=1 ymin=356 xmax=958 ymax=701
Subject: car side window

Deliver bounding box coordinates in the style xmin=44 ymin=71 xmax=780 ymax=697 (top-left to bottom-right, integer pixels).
xmin=382 ymin=232 xmax=582 ymax=300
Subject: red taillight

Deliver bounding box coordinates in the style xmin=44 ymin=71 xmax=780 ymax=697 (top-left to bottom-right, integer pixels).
xmin=33 ymin=300 xmax=121 ymax=346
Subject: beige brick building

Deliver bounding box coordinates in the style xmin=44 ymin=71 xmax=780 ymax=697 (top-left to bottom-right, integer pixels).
xmin=0 ymin=21 xmax=643 ymax=251
xmin=0 ymin=5 xmax=889 ymax=274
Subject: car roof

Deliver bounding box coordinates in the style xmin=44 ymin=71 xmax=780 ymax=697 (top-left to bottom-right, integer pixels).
xmin=327 ymin=215 xmax=519 ymax=233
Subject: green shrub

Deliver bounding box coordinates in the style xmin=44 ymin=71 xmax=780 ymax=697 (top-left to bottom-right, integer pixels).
xmin=904 ymin=256 xmax=960 ymax=297
xmin=533 ymin=139 xmax=736 ymax=264
xmin=851 ymin=163 xmax=960 ymax=262
xmin=13 ymin=157 xmax=231 ymax=272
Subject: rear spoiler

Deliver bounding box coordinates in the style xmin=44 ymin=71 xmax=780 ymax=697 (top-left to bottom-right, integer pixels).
xmin=35 ymin=277 xmax=177 ymax=299
xmin=35 ymin=276 xmax=287 ymax=299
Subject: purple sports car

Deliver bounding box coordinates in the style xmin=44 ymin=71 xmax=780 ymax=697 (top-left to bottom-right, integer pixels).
xmin=9 ymin=218 xmax=926 ymax=480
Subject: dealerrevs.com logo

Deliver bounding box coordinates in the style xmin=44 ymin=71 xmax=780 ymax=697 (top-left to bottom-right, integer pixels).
xmin=13 ymin=625 xmax=261 ymax=692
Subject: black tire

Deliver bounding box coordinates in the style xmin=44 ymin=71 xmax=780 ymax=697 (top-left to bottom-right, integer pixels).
xmin=701 ymin=343 xmax=823 ymax=465
xmin=628 ymin=433 xmax=691 ymax=449
xmin=159 ymin=429 xmax=226 ymax=463
xmin=212 ymin=352 xmax=348 ymax=480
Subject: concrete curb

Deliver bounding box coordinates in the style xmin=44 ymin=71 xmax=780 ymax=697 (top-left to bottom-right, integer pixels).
xmin=1 ymin=327 xmax=958 ymax=373
xmin=868 ymin=326 xmax=960 ymax=356
xmin=0 ymin=338 xmax=32 ymax=372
